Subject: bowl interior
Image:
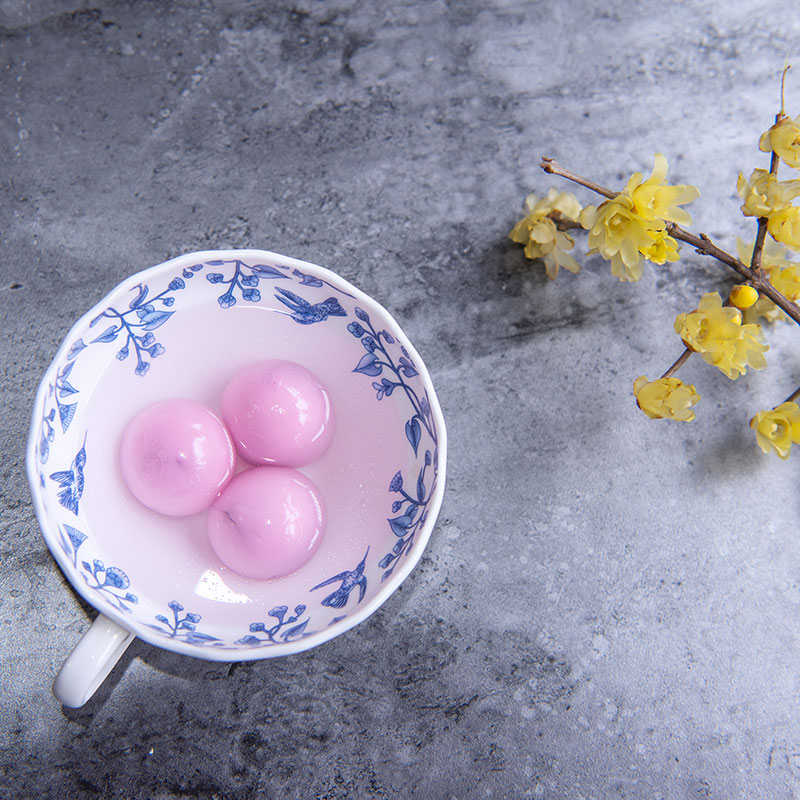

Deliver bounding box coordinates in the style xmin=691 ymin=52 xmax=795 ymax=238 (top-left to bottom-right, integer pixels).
xmin=28 ymin=251 xmax=444 ymax=659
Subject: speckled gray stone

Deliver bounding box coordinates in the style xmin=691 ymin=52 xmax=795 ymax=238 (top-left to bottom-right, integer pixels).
xmin=3 ymin=1 xmax=800 ymax=798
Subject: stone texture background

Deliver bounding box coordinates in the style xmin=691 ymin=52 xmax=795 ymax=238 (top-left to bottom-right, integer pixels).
xmin=2 ymin=1 xmax=800 ymax=798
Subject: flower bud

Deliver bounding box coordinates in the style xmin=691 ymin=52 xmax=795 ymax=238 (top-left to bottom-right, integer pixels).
xmin=729 ymin=284 xmax=759 ymax=309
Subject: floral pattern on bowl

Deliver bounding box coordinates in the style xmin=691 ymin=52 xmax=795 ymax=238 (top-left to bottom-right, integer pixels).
xmin=28 ymin=250 xmax=447 ymax=661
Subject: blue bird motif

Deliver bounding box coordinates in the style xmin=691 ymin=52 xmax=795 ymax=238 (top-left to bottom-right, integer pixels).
xmin=49 ymin=436 xmax=87 ymax=515
xmin=310 ymin=548 xmax=369 ymax=609
xmin=274 ymin=287 xmax=347 ymax=325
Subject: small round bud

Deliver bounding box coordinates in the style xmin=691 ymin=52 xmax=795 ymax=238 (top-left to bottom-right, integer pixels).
xmin=729 ymin=284 xmax=759 ymax=309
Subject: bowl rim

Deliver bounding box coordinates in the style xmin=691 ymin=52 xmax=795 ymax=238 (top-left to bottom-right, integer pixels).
xmin=26 ymin=248 xmax=448 ymax=661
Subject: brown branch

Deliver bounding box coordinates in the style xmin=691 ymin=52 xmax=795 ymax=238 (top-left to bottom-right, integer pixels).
xmin=660 ymin=348 xmax=693 ymax=379
xmin=539 ymin=157 xmax=800 ymax=328
xmin=540 ymin=158 xmax=617 ymax=199
xmin=750 ymin=138 xmax=781 ymax=277
xmin=548 ymin=210 xmax=582 ymax=231
xmin=785 ymin=386 xmax=800 ymax=404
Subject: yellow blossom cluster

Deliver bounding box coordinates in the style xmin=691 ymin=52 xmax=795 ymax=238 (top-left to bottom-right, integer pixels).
xmin=750 ymin=401 xmax=800 ymax=458
xmin=633 ymin=376 xmax=700 ymax=421
xmin=579 ymin=154 xmax=698 ymax=282
xmin=511 ymin=103 xmax=800 ymax=459
xmin=673 ymin=292 xmax=768 ymax=379
xmin=739 ymin=115 xmax=800 ymax=250
xmin=508 ymin=189 xmax=583 ymax=279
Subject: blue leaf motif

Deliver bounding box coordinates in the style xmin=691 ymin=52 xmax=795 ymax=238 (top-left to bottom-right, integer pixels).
xmin=58 ymin=402 xmax=76 ymax=432
xmin=417 ymin=472 xmax=426 ymax=502
xmin=249 ymin=622 xmax=267 ymax=632
xmin=129 ymin=284 xmax=149 ymax=309
xmin=63 ymin=525 xmax=87 ymax=552
xmin=250 ymin=264 xmax=288 ymax=279
xmin=389 ymin=471 xmax=403 ymax=492
xmin=168 ymin=601 xmax=184 ymax=612
xmin=236 ymin=635 xmax=262 ymax=647
xmin=91 ymin=326 xmax=119 ymax=344
xmin=399 ymin=357 xmax=418 ymax=378
xmin=155 ymin=614 xmax=169 ymax=625
xmin=282 ymin=619 xmax=309 ymax=641
xmin=140 ymin=310 xmax=173 ymax=331
xmin=206 ymin=260 xmax=225 ymax=266
xmin=67 ymin=339 xmax=87 ymax=360
xmin=294 ymin=604 xmax=307 ymax=616
xmin=405 ymin=418 xmax=421 ymax=454
xmin=355 ymin=307 xmax=369 ymax=323
xmin=81 ymin=560 xmax=92 ymax=573
xmin=388 ymin=515 xmax=413 ymax=537
xmin=353 ymin=353 xmax=382 ymax=377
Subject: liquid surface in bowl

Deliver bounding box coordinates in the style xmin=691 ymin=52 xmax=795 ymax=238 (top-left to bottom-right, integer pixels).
xmin=75 ymin=299 xmax=415 ymax=630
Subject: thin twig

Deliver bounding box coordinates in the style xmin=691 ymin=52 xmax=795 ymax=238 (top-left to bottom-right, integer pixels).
xmin=750 ymin=145 xmax=781 ymax=277
xmin=539 ymin=158 xmax=800 ymax=327
xmin=660 ymin=347 xmax=693 ymax=379
xmin=785 ymin=386 xmax=800 ymax=404
xmin=540 ymin=158 xmax=617 ymax=199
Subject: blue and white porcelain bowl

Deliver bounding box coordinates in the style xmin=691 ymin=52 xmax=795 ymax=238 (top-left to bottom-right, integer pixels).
xmin=26 ymin=250 xmax=446 ymax=705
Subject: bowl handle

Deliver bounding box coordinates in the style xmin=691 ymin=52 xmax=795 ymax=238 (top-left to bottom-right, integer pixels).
xmin=53 ymin=614 xmax=136 ymax=708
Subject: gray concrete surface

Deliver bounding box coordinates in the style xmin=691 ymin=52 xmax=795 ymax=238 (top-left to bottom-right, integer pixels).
xmin=3 ymin=1 xmax=800 ymax=798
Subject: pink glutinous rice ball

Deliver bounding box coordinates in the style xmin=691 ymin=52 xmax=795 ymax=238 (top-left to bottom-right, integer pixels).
xmin=221 ymin=359 xmax=334 ymax=467
xmin=120 ymin=399 xmax=235 ymax=516
xmin=206 ymin=466 xmax=325 ymax=580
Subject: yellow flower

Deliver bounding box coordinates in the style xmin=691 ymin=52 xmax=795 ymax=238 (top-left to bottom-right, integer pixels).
xmin=510 ymin=189 xmax=583 ymax=278
xmin=674 ymin=292 xmax=768 ymax=379
xmin=750 ymin=401 xmax=800 ymax=459
xmin=736 ymin=169 xmax=800 ymax=217
xmin=641 ymin=229 xmax=680 ymax=265
xmin=759 ymin=115 xmax=800 ymax=168
xmin=580 ymin=197 xmax=656 ymax=282
xmin=627 ymin=153 xmax=700 ymax=226
xmin=633 ymin=375 xmax=700 ymax=421
xmin=767 ymin=206 xmax=800 ymax=250
xmin=771 ymin=263 xmax=800 ymax=301
xmin=580 ymin=154 xmax=697 ymax=282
